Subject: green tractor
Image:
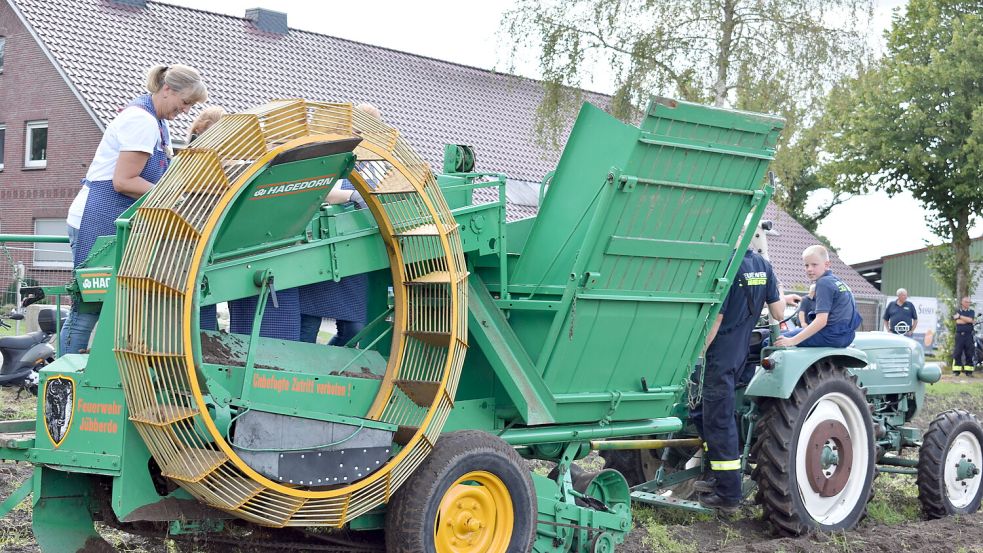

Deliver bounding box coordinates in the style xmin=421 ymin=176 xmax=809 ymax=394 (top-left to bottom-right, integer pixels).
xmin=0 ymin=96 xmax=980 ymax=553
xmin=605 ymin=229 xmax=983 ymax=534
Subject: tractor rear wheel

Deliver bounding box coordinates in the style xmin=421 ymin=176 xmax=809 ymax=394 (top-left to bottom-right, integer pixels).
xmin=917 ymin=409 xmax=983 ymax=518
xmin=384 ymin=430 xmax=536 ymax=553
xmin=751 ymin=360 xmax=875 ymax=535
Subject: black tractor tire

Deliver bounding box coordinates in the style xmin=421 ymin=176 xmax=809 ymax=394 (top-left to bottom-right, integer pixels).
xmin=917 ymin=409 xmax=983 ymax=518
xmin=384 ymin=430 xmax=536 ymax=553
xmin=751 ymin=360 xmax=875 ymax=536
xmin=601 ymin=446 xmax=699 ymax=499
xmin=599 ymin=449 xmax=653 ymax=487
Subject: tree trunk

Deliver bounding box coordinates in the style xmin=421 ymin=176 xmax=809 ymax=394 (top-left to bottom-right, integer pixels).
xmin=713 ymin=0 xmax=736 ymax=107
xmin=953 ymin=211 xmax=972 ymax=300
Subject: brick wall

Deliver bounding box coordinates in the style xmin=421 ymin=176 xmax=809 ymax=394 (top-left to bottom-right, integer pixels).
xmin=0 ymin=0 xmax=102 ymax=280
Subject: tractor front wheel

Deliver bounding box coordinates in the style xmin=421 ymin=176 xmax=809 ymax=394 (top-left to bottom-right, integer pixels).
xmin=384 ymin=430 xmax=536 ymax=553
xmin=751 ymin=361 xmax=875 ymax=535
xmin=917 ymin=409 xmax=983 ymax=518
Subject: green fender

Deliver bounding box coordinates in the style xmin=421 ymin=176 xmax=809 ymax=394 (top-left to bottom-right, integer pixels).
xmin=744 ymin=347 xmax=868 ymax=399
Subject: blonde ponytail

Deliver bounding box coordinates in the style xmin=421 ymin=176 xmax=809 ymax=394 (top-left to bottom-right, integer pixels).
xmin=145 ymin=64 xmax=208 ymax=103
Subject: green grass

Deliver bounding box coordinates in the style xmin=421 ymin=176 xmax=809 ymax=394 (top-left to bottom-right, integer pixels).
xmin=867 ymin=474 xmax=920 ymax=525
xmin=0 ymin=523 xmax=34 ymax=549
xmin=640 ymin=515 xmax=697 ymax=553
xmin=0 ymin=386 xmax=37 ymax=421
xmin=925 ymin=379 xmax=983 ymax=399
xmin=633 ymin=502 xmax=712 ymax=528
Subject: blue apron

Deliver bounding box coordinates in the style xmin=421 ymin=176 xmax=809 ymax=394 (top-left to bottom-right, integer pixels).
xmin=74 ymin=94 xmax=169 ymax=268
xmin=297 ymin=174 xmax=370 ymax=323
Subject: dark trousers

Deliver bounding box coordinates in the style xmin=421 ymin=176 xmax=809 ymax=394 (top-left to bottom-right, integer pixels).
xmin=954 ymin=330 xmax=975 ymax=370
xmin=690 ymin=350 xmax=743 ymax=502
xmin=299 ymin=314 xmax=364 ymax=346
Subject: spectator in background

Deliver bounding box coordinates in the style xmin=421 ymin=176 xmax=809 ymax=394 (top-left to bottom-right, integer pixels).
xmin=187 ymin=106 xmax=226 ymax=144
xmin=952 ymin=296 xmax=975 ymax=377
xmin=62 ymin=64 xmax=207 ymax=355
xmin=883 ymin=288 xmax=917 ymax=336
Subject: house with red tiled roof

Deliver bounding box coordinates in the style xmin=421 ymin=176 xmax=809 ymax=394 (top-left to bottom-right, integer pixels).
xmin=0 ymin=0 xmax=883 ymax=323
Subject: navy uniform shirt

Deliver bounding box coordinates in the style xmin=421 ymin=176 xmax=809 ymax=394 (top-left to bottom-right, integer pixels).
xmin=957 ymin=308 xmax=975 ymax=332
xmin=814 ymin=270 xmax=857 ymax=327
xmin=883 ymin=301 xmax=917 ymax=334
xmin=708 ymin=250 xmax=780 ymax=362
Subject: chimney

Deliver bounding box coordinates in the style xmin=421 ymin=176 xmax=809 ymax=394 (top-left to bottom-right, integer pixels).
xmin=246 ymin=8 xmax=288 ymax=35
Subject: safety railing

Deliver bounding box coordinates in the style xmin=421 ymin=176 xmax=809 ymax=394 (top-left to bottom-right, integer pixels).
xmin=0 ymin=234 xmax=72 ymax=355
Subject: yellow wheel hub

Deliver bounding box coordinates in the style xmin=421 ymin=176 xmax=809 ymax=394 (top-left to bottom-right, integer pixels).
xmin=435 ymin=471 xmax=514 ymax=552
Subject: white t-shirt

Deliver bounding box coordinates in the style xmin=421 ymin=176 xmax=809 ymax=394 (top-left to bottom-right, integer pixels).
xmin=66 ymin=106 xmax=168 ymax=228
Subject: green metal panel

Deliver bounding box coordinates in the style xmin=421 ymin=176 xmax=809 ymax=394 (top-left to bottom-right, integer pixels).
xmin=212 ymin=150 xmax=355 ymax=256
xmin=509 ymin=103 xmax=639 ymax=290
xmin=500 ymin=97 xmax=782 ymax=424
xmin=744 ymin=346 xmax=868 ymax=399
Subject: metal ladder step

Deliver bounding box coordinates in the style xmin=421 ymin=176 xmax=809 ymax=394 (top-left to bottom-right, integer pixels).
xmin=394 ymin=379 xmax=442 ymax=408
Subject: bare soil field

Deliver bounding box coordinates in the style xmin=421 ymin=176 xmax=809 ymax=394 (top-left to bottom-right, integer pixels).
xmin=2 ymin=375 xmax=983 ymax=552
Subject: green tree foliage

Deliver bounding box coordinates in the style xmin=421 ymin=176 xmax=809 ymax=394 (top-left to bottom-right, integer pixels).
xmin=820 ymin=0 xmax=983 ymax=299
xmin=502 ymin=0 xmax=872 ymax=230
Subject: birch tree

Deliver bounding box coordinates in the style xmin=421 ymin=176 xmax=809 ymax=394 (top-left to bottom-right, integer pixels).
xmin=503 ymin=0 xmax=873 ymax=230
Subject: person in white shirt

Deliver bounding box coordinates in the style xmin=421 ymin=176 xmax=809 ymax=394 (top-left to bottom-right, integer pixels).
xmin=61 ymin=64 xmax=207 ymax=355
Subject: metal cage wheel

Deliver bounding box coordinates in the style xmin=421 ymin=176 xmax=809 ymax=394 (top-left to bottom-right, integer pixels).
xmin=917 ymin=409 xmax=983 ymax=518
xmin=751 ymin=361 xmax=875 ymax=536
xmin=384 ymin=430 xmax=535 ymax=553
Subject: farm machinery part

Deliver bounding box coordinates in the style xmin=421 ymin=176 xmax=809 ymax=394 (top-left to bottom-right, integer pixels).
xmin=5 ymin=95 xmax=967 ymax=553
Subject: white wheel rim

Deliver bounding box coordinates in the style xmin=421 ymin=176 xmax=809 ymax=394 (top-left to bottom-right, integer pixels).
xmin=795 ymin=392 xmax=870 ymax=525
xmin=944 ymin=431 xmax=983 ymax=509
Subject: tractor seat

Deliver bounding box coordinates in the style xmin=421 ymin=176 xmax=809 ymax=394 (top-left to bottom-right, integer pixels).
xmin=0 ymin=331 xmax=46 ymax=350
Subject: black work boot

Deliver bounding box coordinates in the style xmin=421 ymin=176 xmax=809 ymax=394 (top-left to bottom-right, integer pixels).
xmin=698 ymin=492 xmax=740 ymax=515
xmin=693 ymin=476 xmax=717 ymax=494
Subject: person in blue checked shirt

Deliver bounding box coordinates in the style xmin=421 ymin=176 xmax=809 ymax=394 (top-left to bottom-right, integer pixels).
xmin=297 ymin=103 xmax=381 ymax=346
xmin=692 ymin=247 xmax=789 ymax=513
xmin=775 ymin=245 xmax=862 ymax=349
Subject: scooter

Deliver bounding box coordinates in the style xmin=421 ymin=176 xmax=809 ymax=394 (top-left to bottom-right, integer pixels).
xmin=0 ymin=287 xmax=63 ymax=396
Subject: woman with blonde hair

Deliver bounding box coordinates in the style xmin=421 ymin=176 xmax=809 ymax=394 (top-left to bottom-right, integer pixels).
xmin=62 ymin=63 xmax=207 ymax=354
xmin=187 ymin=106 xmax=226 ymax=144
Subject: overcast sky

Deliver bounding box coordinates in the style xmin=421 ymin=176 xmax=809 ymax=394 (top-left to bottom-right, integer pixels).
xmin=167 ymin=0 xmax=939 ymax=264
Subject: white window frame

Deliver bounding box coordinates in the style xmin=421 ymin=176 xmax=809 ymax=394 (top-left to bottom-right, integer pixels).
xmin=25 ymin=120 xmax=48 ymax=169
xmin=0 ymin=36 xmax=5 ymax=74
xmin=32 ymin=218 xmax=73 ymax=269
xmin=0 ymin=124 xmax=5 ymax=171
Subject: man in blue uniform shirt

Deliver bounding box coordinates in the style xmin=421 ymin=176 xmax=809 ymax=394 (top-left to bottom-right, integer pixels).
xmin=694 ymin=248 xmax=787 ymax=513
xmin=952 ymin=296 xmax=975 ymax=376
xmin=882 ymin=288 xmax=917 ymax=336
xmin=775 ymin=245 xmax=862 ymax=348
